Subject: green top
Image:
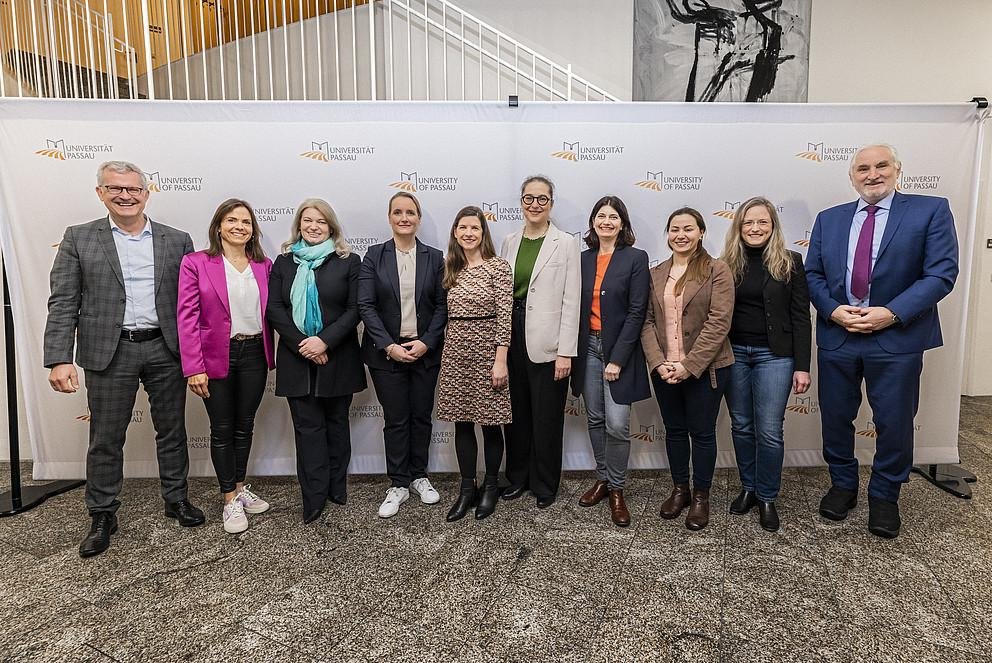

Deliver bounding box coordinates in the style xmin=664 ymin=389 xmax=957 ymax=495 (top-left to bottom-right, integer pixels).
xmin=513 ymin=236 xmax=545 ymax=299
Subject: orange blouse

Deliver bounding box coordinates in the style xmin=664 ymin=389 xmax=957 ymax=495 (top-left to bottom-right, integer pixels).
xmin=589 ymin=252 xmax=613 ymax=332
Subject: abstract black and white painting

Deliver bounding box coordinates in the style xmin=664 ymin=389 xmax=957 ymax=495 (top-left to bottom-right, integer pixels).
xmin=634 ymin=0 xmax=811 ymax=102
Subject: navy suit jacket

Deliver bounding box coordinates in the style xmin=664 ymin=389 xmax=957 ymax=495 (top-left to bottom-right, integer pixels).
xmin=357 ymin=238 xmax=447 ymax=370
xmin=571 ymin=245 xmax=651 ymax=405
xmin=805 ymin=191 xmax=958 ymax=353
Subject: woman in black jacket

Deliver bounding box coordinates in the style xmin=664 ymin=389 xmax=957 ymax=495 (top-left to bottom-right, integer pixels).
xmin=571 ymin=196 xmax=651 ymax=527
xmin=720 ymin=196 xmax=812 ymax=532
xmin=267 ymin=198 xmax=366 ymax=524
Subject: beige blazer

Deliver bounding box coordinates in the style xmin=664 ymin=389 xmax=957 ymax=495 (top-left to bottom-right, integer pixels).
xmin=500 ymin=223 xmax=581 ymax=363
xmin=641 ymin=256 xmax=735 ymax=385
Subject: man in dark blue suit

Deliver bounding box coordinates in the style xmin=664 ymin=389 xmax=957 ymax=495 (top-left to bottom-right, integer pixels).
xmin=805 ymin=144 xmax=958 ymax=539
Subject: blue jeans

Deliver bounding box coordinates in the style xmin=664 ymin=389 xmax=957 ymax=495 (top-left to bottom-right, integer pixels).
xmin=582 ymin=334 xmax=631 ymax=490
xmin=725 ymin=344 xmax=793 ymax=502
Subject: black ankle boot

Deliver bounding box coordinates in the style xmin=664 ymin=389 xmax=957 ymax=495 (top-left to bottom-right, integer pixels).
xmin=446 ymin=480 xmax=477 ymax=522
xmin=475 ymin=475 xmax=500 ymax=520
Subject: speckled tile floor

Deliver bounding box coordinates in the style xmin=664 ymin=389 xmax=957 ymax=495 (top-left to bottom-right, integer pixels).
xmin=1 ymin=396 xmax=990 ymax=663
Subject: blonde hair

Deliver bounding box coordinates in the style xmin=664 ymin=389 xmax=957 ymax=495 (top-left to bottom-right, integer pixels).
xmin=721 ymin=196 xmax=793 ymax=284
xmin=282 ymin=198 xmax=351 ymax=256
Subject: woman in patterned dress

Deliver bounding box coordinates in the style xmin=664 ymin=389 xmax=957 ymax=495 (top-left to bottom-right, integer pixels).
xmin=436 ymin=206 xmax=513 ymax=521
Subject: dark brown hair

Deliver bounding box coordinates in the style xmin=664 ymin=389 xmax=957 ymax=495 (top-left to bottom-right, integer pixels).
xmin=584 ymin=195 xmax=636 ymax=250
xmin=666 ymin=207 xmax=711 ymax=295
xmin=443 ymin=206 xmax=496 ymax=290
xmin=206 ymin=198 xmax=265 ymax=262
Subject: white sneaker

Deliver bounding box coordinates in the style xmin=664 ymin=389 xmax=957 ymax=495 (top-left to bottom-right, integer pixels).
xmin=410 ymin=477 xmax=441 ymax=505
xmin=377 ymin=487 xmax=410 ymax=518
xmin=223 ymin=500 xmax=248 ymax=534
xmin=236 ymin=484 xmax=271 ymax=514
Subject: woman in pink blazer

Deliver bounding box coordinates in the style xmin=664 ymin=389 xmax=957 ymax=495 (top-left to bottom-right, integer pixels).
xmin=177 ymin=198 xmax=275 ymax=534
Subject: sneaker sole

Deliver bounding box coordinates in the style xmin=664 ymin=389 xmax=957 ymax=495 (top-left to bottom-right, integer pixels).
xmin=224 ymin=520 xmax=249 ymax=534
xmin=243 ymin=504 xmax=271 ymax=515
xmin=378 ymin=496 xmax=409 ymax=518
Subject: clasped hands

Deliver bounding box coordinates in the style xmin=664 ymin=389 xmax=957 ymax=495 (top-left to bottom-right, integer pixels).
xmin=386 ymin=339 xmax=428 ymax=363
xmin=831 ymin=305 xmax=896 ymax=334
xmin=299 ymin=336 xmax=329 ymax=364
xmin=657 ymin=361 xmax=690 ymax=384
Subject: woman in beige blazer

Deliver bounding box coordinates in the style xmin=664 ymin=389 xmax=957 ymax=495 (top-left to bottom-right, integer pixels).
xmin=499 ymin=175 xmax=581 ymax=508
xmin=641 ymin=207 xmax=734 ymax=531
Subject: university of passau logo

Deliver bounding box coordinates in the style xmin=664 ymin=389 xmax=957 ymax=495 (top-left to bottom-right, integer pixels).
xmin=794 ymin=142 xmax=857 ymax=164
xmin=712 ymin=200 xmax=785 ymax=220
xmin=300 ymin=140 xmax=375 ymax=163
xmin=255 ymin=206 xmax=296 ymax=224
xmin=144 ymin=171 xmax=203 ymax=193
xmin=898 ymin=173 xmax=941 ymax=192
xmin=34 ymin=138 xmax=113 ymax=161
xmin=634 ymin=170 xmax=703 ymax=192
xmin=482 ymin=202 xmax=522 ymax=223
xmin=794 ymin=230 xmax=811 ymax=248
xmin=630 ymin=424 xmax=662 ymax=443
xmin=785 ymin=396 xmax=817 ymax=415
xmin=550 ymin=140 xmax=624 ymax=163
xmin=388 ymin=171 xmax=458 ymax=193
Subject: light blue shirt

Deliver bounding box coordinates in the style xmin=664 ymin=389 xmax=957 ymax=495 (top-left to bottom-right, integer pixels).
xmin=110 ymin=217 xmax=159 ymax=330
xmin=845 ymin=190 xmax=894 ymax=306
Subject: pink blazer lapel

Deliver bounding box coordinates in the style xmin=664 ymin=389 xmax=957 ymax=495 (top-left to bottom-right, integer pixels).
xmin=250 ymin=259 xmax=269 ymax=318
xmin=204 ymin=255 xmax=231 ymax=315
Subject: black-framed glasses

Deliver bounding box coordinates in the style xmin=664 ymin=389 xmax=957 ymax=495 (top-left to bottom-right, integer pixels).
xmin=521 ymin=194 xmax=552 ymax=206
xmin=101 ymin=185 xmax=146 ymax=196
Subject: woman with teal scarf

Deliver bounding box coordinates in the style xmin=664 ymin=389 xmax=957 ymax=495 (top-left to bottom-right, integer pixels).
xmin=267 ymin=198 xmax=366 ymax=524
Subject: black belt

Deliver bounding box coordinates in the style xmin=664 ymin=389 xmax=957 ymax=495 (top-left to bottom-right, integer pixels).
xmin=231 ymin=333 xmax=262 ymax=342
xmin=120 ymin=328 xmax=162 ymax=342
xmin=449 ymin=314 xmax=497 ymax=321
xmin=512 ymin=298 xmax=527 ymax=310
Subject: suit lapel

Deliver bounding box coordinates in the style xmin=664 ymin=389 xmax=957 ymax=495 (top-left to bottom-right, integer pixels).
xmin=414 ymin=239 xmax=428 ymax=306
xmin=829 ymin=202 xmax=859 ymax=283
xmin=529 ymin=225 xmax=560 ymax=283
xmin=151 ymin=219 xmax=166 ymax=295
xmin=382 ymin=239 xmax=401 ymax=304
xmin=680 ymin=264 xmax=705 ymax=307
xmin=876 ymin=192 xmax=907 ymax=261
xmin=97 ymin=218 xmax=125 ymax=288
xmin=206 ymin=255 xmax=231 ymax=315
xmin=651 ymin=259 xmax=673 ymax=311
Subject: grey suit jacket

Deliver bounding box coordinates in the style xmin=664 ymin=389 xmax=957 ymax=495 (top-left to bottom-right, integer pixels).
xmin=44 ymin=216 xmax=194 ymax=371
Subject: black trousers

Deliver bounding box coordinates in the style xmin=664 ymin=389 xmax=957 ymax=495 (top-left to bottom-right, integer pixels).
xmin=83 ymin=336 xmax=188 ymax=514
xmin=369 ymin=356 xmax=440 ymax=488
xmin=201 ymin=337 xmax=268 ymax=493
xmin=288 ymin=393 xmax=353 ymax=517
xmin=503 ymin=306 xmax=568 ymax=498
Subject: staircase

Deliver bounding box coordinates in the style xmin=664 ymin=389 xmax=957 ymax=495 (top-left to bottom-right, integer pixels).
xmin=0 ymin=0 xmax=617 ymax=101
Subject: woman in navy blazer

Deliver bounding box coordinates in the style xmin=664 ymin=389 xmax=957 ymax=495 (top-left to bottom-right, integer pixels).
xmin=267 ymin=198 xmax=367 ymax=524
xmin=177 ymin=198 xmax=274 ymax=534
xmin=571 ymin=196 xmax=651 ymax=527
xmin=357 ymin=192 xmax=447 ymax=519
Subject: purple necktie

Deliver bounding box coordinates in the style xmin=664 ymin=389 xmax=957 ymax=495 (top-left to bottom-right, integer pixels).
xmin=851 ymin=204 xmax=878 ymax=301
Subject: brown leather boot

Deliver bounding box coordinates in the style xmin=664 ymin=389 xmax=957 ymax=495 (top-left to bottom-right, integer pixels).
xmin=609 ymin=489 xmax=631 ymax=527
xmin=685 ymin=488 xmax=710 ymax=531
xmin=659 ymin=484 xmax=691 ymax=519
xmin=579 ymin=480 xmax=609 ymax=507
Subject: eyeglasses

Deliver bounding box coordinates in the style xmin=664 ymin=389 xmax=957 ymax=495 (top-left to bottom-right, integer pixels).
xmin=521 ymin=194 xmax=552 ymax=206
xmin=101 ymin=185 xmax=146 ymax=196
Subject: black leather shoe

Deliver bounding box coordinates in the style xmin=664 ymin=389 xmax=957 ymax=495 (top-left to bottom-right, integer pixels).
xmin=535 ymin=494 xmax=556 ymax=509
xmin=79 ymin=513 xmax=118 ymax=558
xmin=475 ymin=477 xmax=500 ymax=520
xmin=758 ymin=501 xmax=780 ymax=532
xmin=818 ymin=486 xmax=857 ymax=521
xmin=501 ymin=484 xmax=527 ymax=501
xmin=164 ymin=499 xmax=206 ymax=527
xmin=328 ymin=493 xmax=347 ymax=506
xmin=447 ymin=483 xmax=478 ymax=522
xmin=867 ymin=498 xmax=901 ymax=539
xmin=303 ymin=505 xmax=325 ymax=524
xmin=729 ymin=489 xmax=758 ymax=515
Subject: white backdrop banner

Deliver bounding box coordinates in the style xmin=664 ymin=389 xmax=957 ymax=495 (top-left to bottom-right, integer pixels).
xmin=0 ymin=100 xmax=981 ymax=480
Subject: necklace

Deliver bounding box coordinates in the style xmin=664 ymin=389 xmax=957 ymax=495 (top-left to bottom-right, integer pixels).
xmin=523 ymin=222 xmax=550 ymax=240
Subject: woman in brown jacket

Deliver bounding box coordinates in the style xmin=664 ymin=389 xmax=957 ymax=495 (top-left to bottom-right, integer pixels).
xmin=641 ymin=207 xmax=734 ymax=531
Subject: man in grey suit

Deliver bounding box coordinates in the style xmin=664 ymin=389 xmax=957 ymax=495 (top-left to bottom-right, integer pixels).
xmin=44 ymin=160 xmax=204 ymax=558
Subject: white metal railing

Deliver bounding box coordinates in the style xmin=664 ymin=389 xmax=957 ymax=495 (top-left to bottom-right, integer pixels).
xmin=0 ymin=0 xmax=618 ymax=102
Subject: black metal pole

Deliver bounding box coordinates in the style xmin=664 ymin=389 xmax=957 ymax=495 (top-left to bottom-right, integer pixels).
xmin=0 ymin=254 xmax=82 ymax=517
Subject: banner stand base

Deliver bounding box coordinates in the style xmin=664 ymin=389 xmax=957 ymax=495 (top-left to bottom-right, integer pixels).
xmin=911 ymin=464 xmax=977 ymax=499
xmin=0 ymin=479 xmax=84 ymax=517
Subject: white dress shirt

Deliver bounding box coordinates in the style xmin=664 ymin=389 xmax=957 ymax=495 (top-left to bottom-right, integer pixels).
xmin=224 ymin=257 xmax=262 ymax=336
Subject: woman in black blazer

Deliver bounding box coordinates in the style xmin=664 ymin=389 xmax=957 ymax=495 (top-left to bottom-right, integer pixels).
xmin=571 ymin=196 xmax=651 ymax=527
xmin=267 ymin=198 xmax=366 ymax=524
xmin=720 ymin=196 xmax=811 ymax=532
xmin=357 ymin=192 xmax=447 ymax=519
